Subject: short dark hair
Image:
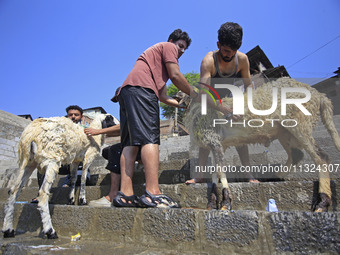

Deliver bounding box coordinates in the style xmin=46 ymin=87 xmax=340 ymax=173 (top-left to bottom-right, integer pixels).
xmin=66 ymin=105 xmax=83 ymax=115
xmin=168 ymin=29 xmax=192 ymax=49
xmin=218 ymin=22 xmax=243 ymax=50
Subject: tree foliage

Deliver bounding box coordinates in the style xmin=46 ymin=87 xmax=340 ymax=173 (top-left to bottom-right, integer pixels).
xmin=160 ymin=71 xmax=200 ymax=121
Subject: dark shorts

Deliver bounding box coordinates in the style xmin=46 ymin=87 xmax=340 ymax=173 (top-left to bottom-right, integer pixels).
xmin=102 ymin=143 xmax=141 ymax=174
xmin=119 ymin=85 xmax=160 ymax=148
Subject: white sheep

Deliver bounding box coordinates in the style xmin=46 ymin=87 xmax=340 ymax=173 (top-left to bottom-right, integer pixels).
xmin=183 ymin=77 xmax=340 ymax=212
xmin=2 ymin=113 xmax=109 ymax=239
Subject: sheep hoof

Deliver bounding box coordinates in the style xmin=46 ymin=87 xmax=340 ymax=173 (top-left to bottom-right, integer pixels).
xmin=207 ymin=183 xmax=218 ymax=210
xmin=313 ymin=193 xmax=331 ymax=212
xmin=220 ymin=188 xmax=232 ymax=211
xmin=46 ymin=229 xmax=58 ymax=239
xmin=3 ymin=229 xmax=15 ymax=238
xmin=207 ymin=193 xmax=218 ymax=210
xmin=68 ymin=200 xmax=75 ymax=205
xmin=79 ymin=198 xmax=87 ymax=206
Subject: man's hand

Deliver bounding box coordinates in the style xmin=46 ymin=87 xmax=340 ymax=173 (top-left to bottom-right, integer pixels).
xmin=84 ymin=128 xmax=100 ymax=136
xmin=219 ymin=105 xmax=233 ymax=116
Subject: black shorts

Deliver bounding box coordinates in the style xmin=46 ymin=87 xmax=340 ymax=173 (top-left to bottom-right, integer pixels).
xmin=102 ymin=143 xmax=141 ymax=174
xmin=119 ymin=85 xmax=160 ymax=148
xmin=102 ymin=143 xmax=122 ymax=174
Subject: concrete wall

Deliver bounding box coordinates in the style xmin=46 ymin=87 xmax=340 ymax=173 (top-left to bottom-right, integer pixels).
xmin=0 ymin=110 xmax=31 ymax=172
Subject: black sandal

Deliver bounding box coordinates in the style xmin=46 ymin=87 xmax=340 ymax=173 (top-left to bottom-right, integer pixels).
xmin=139 ymin=190 xmax=180 ymax=208
xmin=112 ymin=191 xmax=138 ymax=207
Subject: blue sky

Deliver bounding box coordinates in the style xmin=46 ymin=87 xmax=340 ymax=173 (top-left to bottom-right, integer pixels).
xmin=1 ymin=0 xmax=339 ymax=120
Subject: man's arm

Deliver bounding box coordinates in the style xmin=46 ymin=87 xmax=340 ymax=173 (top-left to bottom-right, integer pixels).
xmin=200 ymin=52 xmax=233 ymax=115
xmin=84 ymin=124 xmax=120 ymax=137
xmin=238 ymin=52 xmax=253 ymax=89
xmin=165 ymin=62 xmax=194 ymax=96
xmin=200 ymin=53 xmax=213 ymax=87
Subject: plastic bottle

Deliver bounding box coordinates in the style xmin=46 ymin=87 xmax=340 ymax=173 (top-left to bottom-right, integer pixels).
xmin=266 ymin=198 xmax=279 ymax=212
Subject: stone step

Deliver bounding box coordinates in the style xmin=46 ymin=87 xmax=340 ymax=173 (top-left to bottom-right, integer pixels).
xmin=0 ymin=181 xmax=338 ymax=212
xmin=0 ymin=203 xmax=339 ymax=254
xmin=0 ymin=158 xmax=191 ymax=189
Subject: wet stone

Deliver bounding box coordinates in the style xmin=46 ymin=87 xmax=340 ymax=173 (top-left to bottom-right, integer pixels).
xmin=269 ymin=211 xmax=340 ymax=254
xmin=97 ymin=208 xmax=136 ymax=232
xmin=142 ymin=208 xmax=196 ymax=242
xmin=204 ymin=210 xmax=258 ymax=246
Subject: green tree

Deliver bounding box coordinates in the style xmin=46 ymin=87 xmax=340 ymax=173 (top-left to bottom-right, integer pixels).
xmin=160 ymin=71 xmax=200 ymax=121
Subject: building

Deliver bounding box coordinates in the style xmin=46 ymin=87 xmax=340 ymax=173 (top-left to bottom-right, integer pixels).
xmin=245 ymin=45 xmax=290 ymax=88
xmin=160 ymin=119 xmax=189 ymax=138
xmin=18 ymin=114 xmax=33 ymax=121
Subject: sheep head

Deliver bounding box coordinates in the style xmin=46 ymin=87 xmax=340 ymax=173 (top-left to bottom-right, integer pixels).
xmin=87 ymin=114 xmax=115 ymax=147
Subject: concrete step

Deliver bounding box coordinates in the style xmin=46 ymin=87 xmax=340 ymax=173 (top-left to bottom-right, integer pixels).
xmin=0 ymin=157 xmax=191 ymax=189
xmin=0 ymin=203 xmax=339 ymax=254
xmin=0 ymin=181 xmax=338 ymax=212
xmin=6 ymin=160 xmax=339 ymax=190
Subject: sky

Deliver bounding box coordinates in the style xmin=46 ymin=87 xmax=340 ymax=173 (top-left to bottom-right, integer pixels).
xmin=1 ymin=0 xmax=339 ymax=120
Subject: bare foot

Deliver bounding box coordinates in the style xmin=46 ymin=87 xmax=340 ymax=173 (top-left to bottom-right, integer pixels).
xmin=185 ymin=178 xmax=204 ymax=184
xmin=249 ymin=179 xmax=260 ymax=183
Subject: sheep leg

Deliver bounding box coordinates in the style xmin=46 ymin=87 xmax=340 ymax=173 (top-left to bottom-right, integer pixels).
xmin=278 ymin=131 xmax=304 ymax=166
xmin=207 ymin=181 xmax=218 ymax=210
xmin=207 ymin=171 xmax=232 ymax=211
xmin=68 ymin=162 xmax=79 ymax=205
xmin=235 ymin=145 xmax=256 ymax=181
xmin=313 ymin=145 xmax=331 ymax=212
xmin=288 ymin=130 xmax=331 ymax=212
xmin=207 ymin=141 xmax=232 ymax=211
xmin=219 ymin=171 xmax=232 ymax=211
xmin=207 ymin=149 xmax=220 ymax=210
xmin=38 ymin=163 xmax=58 ymax=239
xmin=278 ymin=135 xmax=304 ymax=181
xmin=304 ymin=144 xmax=331 ymax=212
xmin=214 ymin=144 xmax=232 ymax=212
xmin=78 ymin=163 xmax=88 ymax=205
xmin=2 ymin=164 xmax=36 ymax=238
xmin=79 ymin=150 xmax=96 ymax=205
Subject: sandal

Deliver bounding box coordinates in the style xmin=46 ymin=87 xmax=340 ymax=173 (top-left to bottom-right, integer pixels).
xmin=138 ymin=190 xmax=180 ymax=208
xmin=112 ymin=191 xmax=138 ymax=207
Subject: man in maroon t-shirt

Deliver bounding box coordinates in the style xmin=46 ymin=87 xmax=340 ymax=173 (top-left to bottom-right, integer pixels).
xmin=113 ymin=29 xmax=196 ymax=208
